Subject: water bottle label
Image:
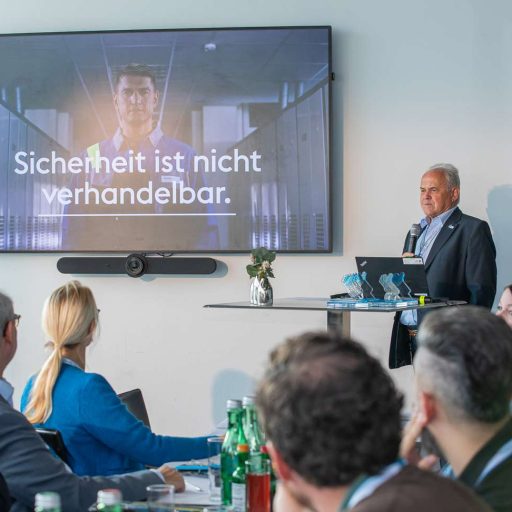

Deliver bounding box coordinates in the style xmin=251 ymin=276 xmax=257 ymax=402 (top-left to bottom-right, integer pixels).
xmin=231 ymin=482 xmax=246 ymax=512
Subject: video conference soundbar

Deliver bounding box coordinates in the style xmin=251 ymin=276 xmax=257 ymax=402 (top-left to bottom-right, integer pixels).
xmin=57 ymin=255 xmax=217 ymax=277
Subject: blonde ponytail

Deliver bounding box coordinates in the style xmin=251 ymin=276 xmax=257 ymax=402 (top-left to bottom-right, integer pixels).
xmin=25 ymin=280 xmax=98 ymax=424
xmin=25 ymin=348 xmax=62 ymax=423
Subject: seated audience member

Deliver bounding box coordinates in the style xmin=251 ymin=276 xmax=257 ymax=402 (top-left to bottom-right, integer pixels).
xmin=411 ymin=306 xmax=512 ymax=512
xmin=255 ymin=331 xmax=490 ymax=512
xmin=21 ymin=281 xmax=208 ymax=477
xmin=496 ymin=284 xmax=512 ymax=328
xmin=0 ymin=289 xmax=183 ymax=512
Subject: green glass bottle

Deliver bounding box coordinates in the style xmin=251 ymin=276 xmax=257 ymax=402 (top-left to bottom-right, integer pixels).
xmin=221 ymin=399 xmax=243 ymax=505
xmin=231 ymin=443 xmax=250 ymax=512
xmin=34 ymin=492 xmax=61 ymax=512
xmin=242 ymin=396 xmax=265 ymax=455
xmin=96 ymin=489 xmax=123 ymax=512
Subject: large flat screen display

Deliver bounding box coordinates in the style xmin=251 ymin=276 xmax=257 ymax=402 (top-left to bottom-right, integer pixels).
xmin=0 ymin=26 xmax=332 ymax=252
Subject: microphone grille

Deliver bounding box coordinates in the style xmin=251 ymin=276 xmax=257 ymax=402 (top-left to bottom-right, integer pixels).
xmin=410 ymin=223 xmax=422 ymax=236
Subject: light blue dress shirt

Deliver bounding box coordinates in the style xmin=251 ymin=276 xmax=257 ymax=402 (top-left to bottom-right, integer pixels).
xmin=400 ymin=206 xmax=457 ymax=326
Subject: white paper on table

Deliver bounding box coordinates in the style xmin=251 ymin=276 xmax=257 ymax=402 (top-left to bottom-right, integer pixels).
xmin=175 ymin=475 xmax=215 ymax=506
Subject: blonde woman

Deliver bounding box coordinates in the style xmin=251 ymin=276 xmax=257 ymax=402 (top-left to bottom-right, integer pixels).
xmin=21 ymin=280 xmax=209 ymax=476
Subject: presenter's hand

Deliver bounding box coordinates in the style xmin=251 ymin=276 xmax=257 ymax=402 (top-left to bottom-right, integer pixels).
xmin=402 ymin=252 xmax=415 ymax=258
xmin=400 ymin=412 xmax=438 ymax=471
xmin=157 ymin=465 xmax=186 ymax=492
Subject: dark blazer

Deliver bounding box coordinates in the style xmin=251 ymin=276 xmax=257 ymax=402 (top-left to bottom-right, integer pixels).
xmin=389 ymin=207 xmax=496 ymax=368
xmin=0 ymin=473 xmax=10 ymax=512
xmin=0 ymin=397 xmax=162 ymax=512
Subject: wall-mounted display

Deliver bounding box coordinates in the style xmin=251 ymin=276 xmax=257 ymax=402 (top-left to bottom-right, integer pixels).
xmin=0 ymin=26 xmax=332 ymax=252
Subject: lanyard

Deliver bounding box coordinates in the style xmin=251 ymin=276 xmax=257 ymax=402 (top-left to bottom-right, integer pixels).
xmin=442 ymin=438 xmax=512 ymax=486
xmin=340 ymin=460 xmax=405 ymax=510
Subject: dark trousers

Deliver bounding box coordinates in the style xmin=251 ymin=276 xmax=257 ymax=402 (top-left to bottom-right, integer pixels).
xmin=389 ymin=315 xmax=418 ymax=369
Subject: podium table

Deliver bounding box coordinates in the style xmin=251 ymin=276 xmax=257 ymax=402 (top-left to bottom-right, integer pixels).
xmin=204 ymin=297 xmax=466 ymax=337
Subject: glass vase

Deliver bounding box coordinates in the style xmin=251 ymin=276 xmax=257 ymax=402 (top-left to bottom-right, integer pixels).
xmin=250 ymin=277 xmax=273 ymax=306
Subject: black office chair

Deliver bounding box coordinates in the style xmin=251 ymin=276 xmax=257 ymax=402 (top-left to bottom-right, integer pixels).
xmin=118 ymin=388 xmax=151 ymax=428
xmin=35 ymin=427 xmax=69 ymax=464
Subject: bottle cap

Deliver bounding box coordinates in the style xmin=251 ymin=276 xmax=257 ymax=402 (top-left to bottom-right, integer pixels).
xmin=237 ymin=443 xmax=249 ymax=453
xmin=226 ymin=399 xmax=242 ymax=410
xmin=35 ymin=492 xmax=61 ymax=509
xmin=97 ymin=489 xmax=122 ymax=505
xmin=242 ymin=396 xmax=255 ymax=406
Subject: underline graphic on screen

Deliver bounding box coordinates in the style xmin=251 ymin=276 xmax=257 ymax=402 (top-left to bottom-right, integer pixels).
xmin=37 ymin=213 xmax=237 ymax=217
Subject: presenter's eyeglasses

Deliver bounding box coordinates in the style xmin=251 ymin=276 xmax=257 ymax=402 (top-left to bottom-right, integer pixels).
xmin=12 ymin=314 xmax=21 ymax=327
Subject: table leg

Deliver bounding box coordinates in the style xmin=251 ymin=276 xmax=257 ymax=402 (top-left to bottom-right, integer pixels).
xmin=327 ymin=310 xmax=351 ymax=337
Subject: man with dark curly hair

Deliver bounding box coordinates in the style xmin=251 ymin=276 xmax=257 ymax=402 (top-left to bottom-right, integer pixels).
xmin=256 ymin=331 xmax=490 ymax=512
xmin=411 ymin=306 xmax=512 ymax=512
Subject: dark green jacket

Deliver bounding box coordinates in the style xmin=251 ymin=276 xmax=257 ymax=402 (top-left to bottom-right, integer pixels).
xmin=458 ymin=418 xmax=512 ymax=512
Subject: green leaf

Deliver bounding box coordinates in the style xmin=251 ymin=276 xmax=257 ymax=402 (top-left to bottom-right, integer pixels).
xmin=246 ymin=264 xmax=259 ymax=278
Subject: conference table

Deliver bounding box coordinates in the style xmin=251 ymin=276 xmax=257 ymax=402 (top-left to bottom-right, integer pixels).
xmin=204 ymin=297 xmax=466 ymax=337
xmin=108 ymin=474 xmax=217 ymax=511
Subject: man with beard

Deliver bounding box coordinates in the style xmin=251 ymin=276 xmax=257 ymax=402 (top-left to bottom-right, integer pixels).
xmin=408 ymin=306 xmax=512 ymax=512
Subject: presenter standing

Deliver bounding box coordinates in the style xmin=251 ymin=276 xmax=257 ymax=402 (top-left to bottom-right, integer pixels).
xmin=389 ymin=163 xmax=496 ymax=369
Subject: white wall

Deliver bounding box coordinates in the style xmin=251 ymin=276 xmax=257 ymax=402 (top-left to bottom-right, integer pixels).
xmin=1 ymin=0 xmax=511 ymax=435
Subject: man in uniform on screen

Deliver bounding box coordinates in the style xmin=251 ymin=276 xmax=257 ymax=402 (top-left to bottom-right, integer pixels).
xmin=62 ymin=63 xmax=209 ymax=251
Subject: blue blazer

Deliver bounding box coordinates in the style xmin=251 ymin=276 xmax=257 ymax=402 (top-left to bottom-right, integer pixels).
xmin=21 ymin=363 xmax=209 ymax=476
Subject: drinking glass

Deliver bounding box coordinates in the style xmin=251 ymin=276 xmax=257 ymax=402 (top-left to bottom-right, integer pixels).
xmin=208 ymin=436 xmax=224 ymax=502
xmin=146 ymin=484 xmax=174 ymax=512
xmin=246 ymin=457 xmax=271 ymax=512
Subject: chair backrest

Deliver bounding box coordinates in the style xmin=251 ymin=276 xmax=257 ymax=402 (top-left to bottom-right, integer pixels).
xmin=118 ymin=388 xmax=151 ymax=428
xmin=36 ymin=428 xmax=68 ymax=464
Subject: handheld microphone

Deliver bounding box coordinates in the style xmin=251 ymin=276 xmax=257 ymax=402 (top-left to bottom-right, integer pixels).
xmin=405 ymin=223 xmax=422 ymax=254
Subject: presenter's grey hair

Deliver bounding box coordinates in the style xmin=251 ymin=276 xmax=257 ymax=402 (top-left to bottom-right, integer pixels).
xmin=428 ymin=162 xmax=460 ymax=191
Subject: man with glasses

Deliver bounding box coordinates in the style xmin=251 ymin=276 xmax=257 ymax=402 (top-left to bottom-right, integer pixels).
xmin=0 ymin=290 xmax=184 ymax=512
xmin=0 ymin=296 xmax=19 ymax=407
